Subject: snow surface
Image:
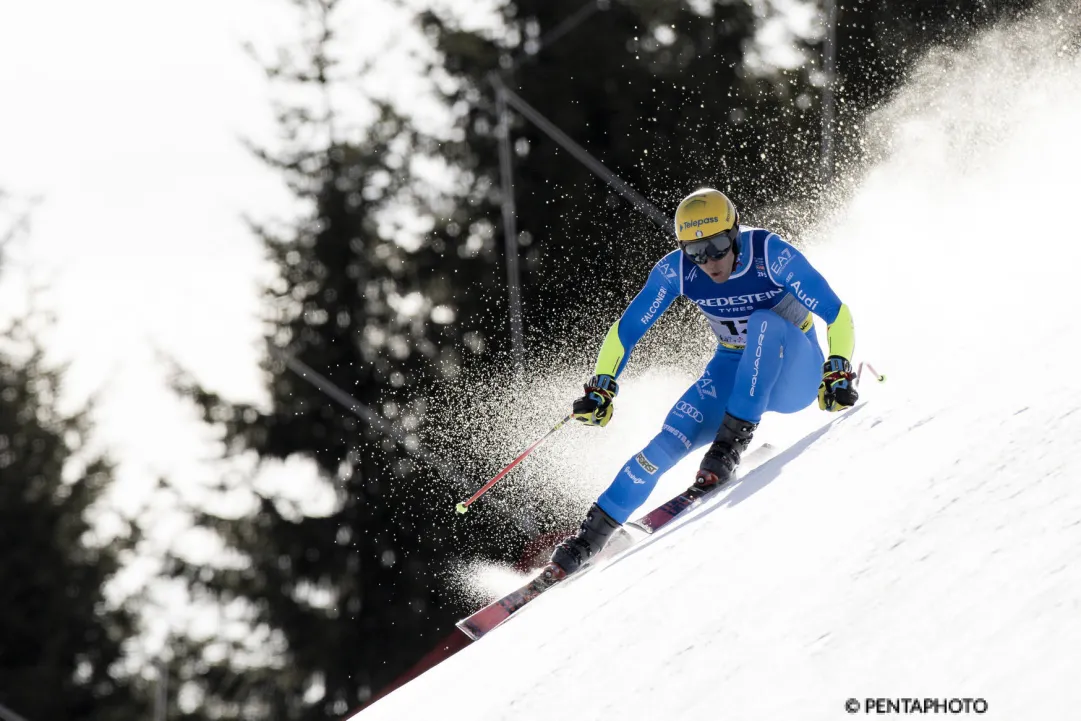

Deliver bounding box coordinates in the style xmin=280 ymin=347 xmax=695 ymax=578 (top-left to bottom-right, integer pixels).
xmin=359 ymin=9 xmax=1081 ymax=720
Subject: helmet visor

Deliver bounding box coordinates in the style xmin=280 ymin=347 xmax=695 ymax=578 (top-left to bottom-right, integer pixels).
xmin=679 ymin=226 xmax=738 ymax=265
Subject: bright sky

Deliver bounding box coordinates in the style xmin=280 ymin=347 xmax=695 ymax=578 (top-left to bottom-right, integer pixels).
xmin=1 ymin=0 xmax=283 ymax=511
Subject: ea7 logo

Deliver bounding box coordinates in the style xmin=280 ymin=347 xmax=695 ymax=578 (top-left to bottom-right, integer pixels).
xmin=696 ymin=373 xmax=718 ymax=399
xmin=675 ymin=401 xmax=704 ymax=423
xmin=770 ymin=247 xmax=793 ymax=275
xmin=657 ymin=260 xmax=678 ymax=281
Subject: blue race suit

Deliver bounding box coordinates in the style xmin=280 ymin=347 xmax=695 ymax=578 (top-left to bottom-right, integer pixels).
xmin=592 ymin=227 xmax=853 ymax=523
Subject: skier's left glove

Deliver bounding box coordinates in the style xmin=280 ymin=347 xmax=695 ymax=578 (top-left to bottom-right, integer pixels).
xmin=818 ymin=356 xmax=859 ymax=412
xmin=572 ymin=374 xmax=619 ymax=427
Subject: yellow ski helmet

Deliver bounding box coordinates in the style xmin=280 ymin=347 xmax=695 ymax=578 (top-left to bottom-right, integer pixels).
xmin=674 ymin=188 xmax=741 ymax=263
xmin=674 ymin=188 xmax=738 ymax=241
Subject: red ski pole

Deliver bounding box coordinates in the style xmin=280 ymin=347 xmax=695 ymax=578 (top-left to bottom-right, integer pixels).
xmin=455 ymin=414 xmax=573 ymax=514
xmin=856 ymin=361 xmax=887 ymax=387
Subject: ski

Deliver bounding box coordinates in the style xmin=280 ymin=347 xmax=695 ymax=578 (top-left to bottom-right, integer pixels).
xmin=455 ymin=444 xmax=781 ymax=639
xmin=456 ymin=528 xmax=634 ymax=641
xmin=626 ymin=487 xmax=712 ymax=534
xmin=627 ymin=442 xmax=776 ymax=534
xmin=456 ymin=563 xmax=567 ymax=640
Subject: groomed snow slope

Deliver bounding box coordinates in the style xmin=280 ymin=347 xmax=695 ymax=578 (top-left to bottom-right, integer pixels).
xmin=358 ymin=9 xmax=1081 ymax=720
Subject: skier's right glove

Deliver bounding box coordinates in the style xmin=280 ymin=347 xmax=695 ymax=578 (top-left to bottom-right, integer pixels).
xmin=817 ymin=356 xmax=859 ymax=412
xmin=572 ymin=374 xmax=619 ymax=427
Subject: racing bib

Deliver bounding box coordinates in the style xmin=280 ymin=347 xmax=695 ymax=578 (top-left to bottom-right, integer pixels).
xmin=706 ymin=316 xmax=750 ymax=349
xmin=705 ymin=310 xmax=813 ymax=349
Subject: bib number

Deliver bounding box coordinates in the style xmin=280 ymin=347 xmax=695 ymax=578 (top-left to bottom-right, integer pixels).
xmin=710 ymin=316 xmax=749 ymax=349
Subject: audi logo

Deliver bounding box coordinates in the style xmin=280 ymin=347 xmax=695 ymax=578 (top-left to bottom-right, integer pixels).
xmin=675 ymin=401 xmax=704 ymax=422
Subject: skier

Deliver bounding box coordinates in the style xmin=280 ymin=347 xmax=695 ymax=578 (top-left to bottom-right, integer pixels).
xmin=551 ymin=188 xmax=858 ymax=575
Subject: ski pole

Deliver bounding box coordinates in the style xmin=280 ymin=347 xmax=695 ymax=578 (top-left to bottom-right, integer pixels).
xmin=455 ymin=414 xmax=574 ymax=514
xmin=856 ymin=361 xmax=887 ymax=387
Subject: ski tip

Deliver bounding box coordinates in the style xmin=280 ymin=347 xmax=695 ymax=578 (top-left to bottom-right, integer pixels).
xmin=456 ymin=619 xmax=483 ymax=641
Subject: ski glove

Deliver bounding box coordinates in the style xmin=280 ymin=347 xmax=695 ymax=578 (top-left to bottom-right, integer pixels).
xmin=818 ymin=356 xmax=859 ymax=412
xmin=572 ymin=374 xmax=619 ymax=427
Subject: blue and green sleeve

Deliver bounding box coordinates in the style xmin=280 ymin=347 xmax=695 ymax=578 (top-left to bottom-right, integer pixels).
xmin=765 ymin=235 xmax=855 ymax=360
xmin=593 ymin=257 xmax=681 ymax=378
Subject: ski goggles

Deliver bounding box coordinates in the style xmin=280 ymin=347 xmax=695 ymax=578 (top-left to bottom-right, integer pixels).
xmin=678 ymin=225 xmax=738 ymax=265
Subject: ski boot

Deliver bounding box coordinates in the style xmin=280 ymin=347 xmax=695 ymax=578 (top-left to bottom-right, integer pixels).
xmin=691 ymin=412 xmax=758 ymax=495
xmin=550 ymin=502 xmax=622 ymax=575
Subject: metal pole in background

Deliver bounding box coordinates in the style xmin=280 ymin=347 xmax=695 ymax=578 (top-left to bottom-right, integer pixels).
xmin=154 ymin=657 xmax=168 ymax=721
xmin=494 ymin=80 xmax=526 ymax=373
xmin=490 ymin=73 xmax=673 ymax=371
xmin=269 ymin=347 xmax=456 ymax=477
xmin=820 ymin=0 xmax=838 ymax=185
xmin=0 ymin=703 xmax=31 ymax=721
xmin=498 ymin=83 xmax=671 ymax=234
xmin=488 ymin=0 xmax=614 ymax=372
